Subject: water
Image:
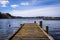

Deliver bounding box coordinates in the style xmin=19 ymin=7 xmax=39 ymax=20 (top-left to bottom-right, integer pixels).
xmin=43 ymin=20 xmax=60 ymax=40
xmin=0 ymin=19 xmax=60 ymax=40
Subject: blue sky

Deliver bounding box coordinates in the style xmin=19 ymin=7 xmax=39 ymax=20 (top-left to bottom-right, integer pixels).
xmin=0 ymin=0 xmax=60 ymax=17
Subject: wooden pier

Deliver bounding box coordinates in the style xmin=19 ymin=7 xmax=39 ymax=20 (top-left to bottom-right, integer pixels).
xmin=6 ymin=22 xmax=54 ymax=40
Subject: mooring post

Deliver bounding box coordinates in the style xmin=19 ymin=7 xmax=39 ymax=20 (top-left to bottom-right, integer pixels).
xmin=34 ymin=21 xmax=36 ymax=23
xmin=44 ymin=26 xmax=48 ymax=33
xmin=39 ymin=21 xmax=42 ymax=28
xmin=20 ymin=24 xmax=23 ymax=26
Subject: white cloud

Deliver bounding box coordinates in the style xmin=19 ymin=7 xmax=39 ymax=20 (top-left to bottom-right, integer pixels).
xmin=32 ymin=0 xmax=47 ymax=3
xmin=9 ymin=5 xmax=60 ymax=17
xmin=20 ymin=2 xmax=29 ymax=6
xmin=2 ymin=4 xmax=6 ymax=7
xmin=32 ymin=0 xmax=37 ymax=3
xmin=11 ymin=5 xmax=19 ymax=8
xmin=0 ymin=0 xmax=9 ymax=7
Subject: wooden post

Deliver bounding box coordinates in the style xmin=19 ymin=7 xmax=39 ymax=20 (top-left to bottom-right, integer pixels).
xmin=34 ymin=21 xmax=36 ymax=23
xmin=44 ymin=26 xmax=48 ymax=33
xmin=39 ymin=21 xmax=42 ymax=28
xmin=20 ymin=24 xmax=22 ymax=26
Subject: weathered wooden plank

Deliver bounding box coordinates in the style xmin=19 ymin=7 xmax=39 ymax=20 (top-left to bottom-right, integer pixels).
xmin=8 ymin=23 xmax=51 ymax=40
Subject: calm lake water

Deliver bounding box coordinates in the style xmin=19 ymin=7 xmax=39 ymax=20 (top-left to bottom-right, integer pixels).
xmin=0 ymin=19 xmax=60 ymax=40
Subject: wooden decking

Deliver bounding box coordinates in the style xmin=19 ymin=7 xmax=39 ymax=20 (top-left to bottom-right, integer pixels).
xmin=8 ymin=23 xmax=53 ymax=40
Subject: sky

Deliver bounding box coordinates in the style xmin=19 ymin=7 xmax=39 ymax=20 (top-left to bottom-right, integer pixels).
xmin=0 ymin=0 xmax=60 ymax=17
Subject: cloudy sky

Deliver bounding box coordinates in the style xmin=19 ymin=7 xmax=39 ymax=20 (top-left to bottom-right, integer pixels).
xmin=0 ymin=0 xmax=60 ymax=17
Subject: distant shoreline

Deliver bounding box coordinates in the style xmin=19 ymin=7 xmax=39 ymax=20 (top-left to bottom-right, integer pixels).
xmin=0 ymin=18 xmax=60 ymax=20
xmin=43 ymin=19 xmax=60 ymax=20
xmin=0 ymin=12 xmax=60 ymax=20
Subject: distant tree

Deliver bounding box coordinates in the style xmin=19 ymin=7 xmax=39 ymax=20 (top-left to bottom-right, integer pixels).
xmin=6 ymin=13 xmax=11 ymax=16
xmin=0 ymin=12 xmax=1 ymax=13
xmin=6 ymin=13 xmax=15 ymax=18
xmin=0 ymin=12 xmax=2 ymax=18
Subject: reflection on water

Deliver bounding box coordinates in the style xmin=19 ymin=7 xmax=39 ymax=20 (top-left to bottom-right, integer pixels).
xmin=0 ymin=19 xmax=60 ymax=40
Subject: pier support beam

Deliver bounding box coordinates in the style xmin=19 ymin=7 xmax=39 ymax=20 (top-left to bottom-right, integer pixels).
xmin=39 ymin=21 xmax=42 ymax=28
xmin=44 ymin=26 xmax=48 ymax=33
